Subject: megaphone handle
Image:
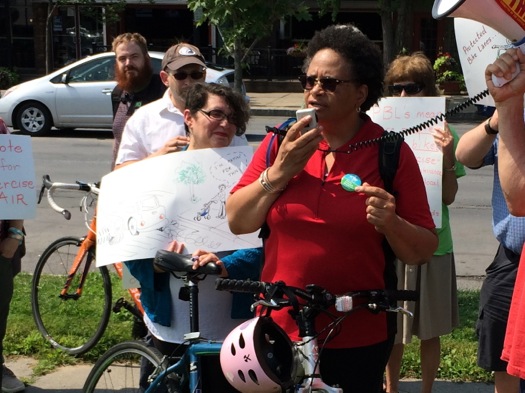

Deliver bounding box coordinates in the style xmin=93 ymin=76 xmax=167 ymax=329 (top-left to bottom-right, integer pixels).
xmin=492 ymin=38 xmax=525 ymax=88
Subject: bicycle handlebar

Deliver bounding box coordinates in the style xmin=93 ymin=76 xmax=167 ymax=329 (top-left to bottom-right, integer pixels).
xmin=215 ymin=278 xmax=267 ymax=293
xmin=38 ymin=174 xmax=100 ymax=220
xmin=215 ymin=278 xmax=418 ymax=313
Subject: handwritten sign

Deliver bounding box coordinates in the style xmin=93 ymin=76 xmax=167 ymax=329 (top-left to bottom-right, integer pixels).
xmin=0 ymin=134 xmax=37 ymax=219
xmin=368 ymin=97 xmax=444 ymax=227
xmin=96 ymin=146 xmax=262 ymax=267
xmin=455 ymin=18 xmax=511 ymax=107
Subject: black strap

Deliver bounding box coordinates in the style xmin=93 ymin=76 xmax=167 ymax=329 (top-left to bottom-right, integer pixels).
xmin=378 ymin=131 xmax=404 ymax=195
xmin=377 ymin=131 xmax=404 ymax=335
xmin=111 ymin=85 xmax=123 ymax=118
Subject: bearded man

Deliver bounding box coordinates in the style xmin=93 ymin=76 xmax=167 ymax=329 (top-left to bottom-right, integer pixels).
xmin=110 ymin=33 xmax=165 ymax=169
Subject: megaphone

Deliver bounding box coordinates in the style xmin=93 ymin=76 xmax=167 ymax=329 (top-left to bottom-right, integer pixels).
xmin=432 ymin=0 xmax=525 ymax=86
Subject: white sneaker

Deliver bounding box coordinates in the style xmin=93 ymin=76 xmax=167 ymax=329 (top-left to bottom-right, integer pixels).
xmin=2 ymin=366 xmax=25 ymax=393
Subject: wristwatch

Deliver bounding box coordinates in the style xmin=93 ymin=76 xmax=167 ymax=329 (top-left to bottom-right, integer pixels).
xmin=484 ymin=117 xmax=498 ymax=135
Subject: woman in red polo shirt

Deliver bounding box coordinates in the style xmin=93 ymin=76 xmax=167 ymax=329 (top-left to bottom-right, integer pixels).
xmin=226 ymin=24 xmax=437 ymax=393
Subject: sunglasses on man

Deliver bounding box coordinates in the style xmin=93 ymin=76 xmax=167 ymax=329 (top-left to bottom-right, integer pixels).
xmin=388 ymin=83 xmax=425 ymax=96
xmin=171 ymin=70 xmax=205 ymax=81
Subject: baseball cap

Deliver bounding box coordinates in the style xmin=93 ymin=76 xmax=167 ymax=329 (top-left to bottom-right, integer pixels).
xmin=161 ymin=43 xmax=206 ymax=72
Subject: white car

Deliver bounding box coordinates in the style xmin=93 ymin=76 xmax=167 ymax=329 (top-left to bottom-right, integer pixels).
xmin=0 ymin=51 xmax=247 ymax=136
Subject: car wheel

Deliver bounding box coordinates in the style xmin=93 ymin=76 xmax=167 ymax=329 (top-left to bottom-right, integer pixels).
xmin=16 ymin=102 xmax=52 ymax=136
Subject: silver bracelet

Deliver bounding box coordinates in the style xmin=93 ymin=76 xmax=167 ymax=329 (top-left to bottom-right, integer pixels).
xmin=259 ymin=168 xmax=285 ymax=193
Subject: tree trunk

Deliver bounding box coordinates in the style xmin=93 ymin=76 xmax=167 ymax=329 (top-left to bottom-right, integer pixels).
xmin=233 ymin=37 xmax=244 ymax=94
xmin=395 ymin=0 xmax=409 ymax=54
xmin=379 ymin=0 xmax=395 ymax=68
xmin=379 ymin=0 xmax=414 ymax=67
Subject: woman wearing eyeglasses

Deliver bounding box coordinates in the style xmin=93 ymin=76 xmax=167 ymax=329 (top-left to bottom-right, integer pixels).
xmin=122 ymin=82 xmax=261 ymax=392
xmin=226 ymin=24 xmax=438 ymax=393
xmin=383 ymin=52 xmax=465 ymax=393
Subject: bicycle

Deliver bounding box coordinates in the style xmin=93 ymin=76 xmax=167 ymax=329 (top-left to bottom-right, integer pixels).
xmin=31 ymin=174 xmax=145 ymax=355
xmin=83 ymin=249 xmax=417 ymax=392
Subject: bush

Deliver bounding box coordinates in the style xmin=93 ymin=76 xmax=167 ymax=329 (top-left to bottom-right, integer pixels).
xmin=433 ymin=52 xmax=465 ymax=89
xmin=0 ymin=67 xmax=20 ymax=90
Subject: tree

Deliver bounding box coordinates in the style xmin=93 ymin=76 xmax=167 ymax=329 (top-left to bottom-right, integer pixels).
xmin=378 ymin=0 xmax=413 ymax=68
xmin=187 ymin=0 xmax=339 ymax=92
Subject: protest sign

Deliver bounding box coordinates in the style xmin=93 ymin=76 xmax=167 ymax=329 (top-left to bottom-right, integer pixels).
xmin=454 ymin=18 xmax=511 ymax=107
xmin=368 ymin=97 xmax=445 ymax=227
xmin=96 ymin=146 xmax=261 ymax=266
xmin=0 ymin=134 xmax=37 ymax=219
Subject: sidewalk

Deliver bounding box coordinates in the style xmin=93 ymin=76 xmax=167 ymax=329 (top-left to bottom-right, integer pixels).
xmin=6 ymin=355 xmax=495 ymax=393
xmin=247 ymin=91 xmax=487 ymax=122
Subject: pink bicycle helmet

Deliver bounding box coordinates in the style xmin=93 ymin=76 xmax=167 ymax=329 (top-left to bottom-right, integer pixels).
xmin=220 ymin=317 xmax=296 ymax=392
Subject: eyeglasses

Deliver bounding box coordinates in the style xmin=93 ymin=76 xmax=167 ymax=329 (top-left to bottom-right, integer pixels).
xmin=388 ymin=83 xmax=424 ymax=96
xmin=199 ymin=109 xmax=237 ymax=126
xmin=298 ymin=75 xmax=353 ymax=92
xmin=171 ymin=71 xmax=205 ymax=81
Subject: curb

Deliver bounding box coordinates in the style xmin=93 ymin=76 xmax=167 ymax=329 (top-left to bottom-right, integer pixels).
xmin=250 ymin=108 xmax=296 ymax=117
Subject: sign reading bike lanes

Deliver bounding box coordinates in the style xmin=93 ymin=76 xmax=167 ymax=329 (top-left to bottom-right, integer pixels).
xmin=0 ymin=134 xmax=37 ymax=219
xmin=454 ymin=18 xmax=510 ymax=107
xmin=96 ymin=146 xmax=262 ymax=267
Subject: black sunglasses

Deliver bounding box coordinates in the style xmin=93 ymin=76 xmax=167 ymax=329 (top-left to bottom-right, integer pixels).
xmin=172 ymin=71 xmax=205 ymax=81
xmin=388 ymin=83 xmax=424 ymax=96
xmin=298 ymin=75 xmax=353 ymax=92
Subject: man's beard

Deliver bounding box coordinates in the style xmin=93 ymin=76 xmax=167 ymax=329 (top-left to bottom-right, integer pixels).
xmin=115 ymin=60 xmax=153 ymax=93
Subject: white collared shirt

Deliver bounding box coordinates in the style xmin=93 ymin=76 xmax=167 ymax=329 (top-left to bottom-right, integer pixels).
xmin=116 ymin=90 xmax=247 ymax=165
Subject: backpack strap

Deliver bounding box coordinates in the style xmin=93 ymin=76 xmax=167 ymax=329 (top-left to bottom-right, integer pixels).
xmin=378 ymin=131 xmax=404 ymax=335
xmin=378 ymin=131 xmax=404 ymax=195
xmin=264 ymin=117 xmax=297 ymax=167
xmin=111 ymin=85 xmax=123 ymax=118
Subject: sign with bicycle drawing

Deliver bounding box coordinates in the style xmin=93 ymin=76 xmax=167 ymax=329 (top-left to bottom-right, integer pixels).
xmin=96 ymin=146 xmax=261 ymax=267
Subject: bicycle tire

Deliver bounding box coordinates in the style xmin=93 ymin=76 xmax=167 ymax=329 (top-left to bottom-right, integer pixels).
xmin=31 ymin=236 xmax=112 ymax=355
xmin=83 ymin=340 xmax=164 ymax=393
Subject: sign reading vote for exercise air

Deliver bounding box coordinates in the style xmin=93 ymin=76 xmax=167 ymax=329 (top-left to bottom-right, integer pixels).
xmin=0 ymin=134 xmax=37 ymax=219
xmin=96 ymin=146 xmax=262 ymax=267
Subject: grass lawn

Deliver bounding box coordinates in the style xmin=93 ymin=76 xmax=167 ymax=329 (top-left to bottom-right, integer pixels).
xmin=5 ymin=273 xmax=493 ymax=382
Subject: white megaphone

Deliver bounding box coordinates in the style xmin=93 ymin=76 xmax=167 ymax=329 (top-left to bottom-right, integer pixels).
xmin=432 ymin=0 xmax=525 ymax=87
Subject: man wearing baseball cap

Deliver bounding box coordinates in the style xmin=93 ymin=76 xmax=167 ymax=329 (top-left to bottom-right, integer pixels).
xmin=115 ymin=43 xmax=209 ymax=169
xmin=161 ymin=43 xmax=207 ymax=72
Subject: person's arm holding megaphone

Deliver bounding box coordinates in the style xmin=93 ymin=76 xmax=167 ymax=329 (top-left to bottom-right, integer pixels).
xmin=486 ymin=48 xmax=525 ymax=216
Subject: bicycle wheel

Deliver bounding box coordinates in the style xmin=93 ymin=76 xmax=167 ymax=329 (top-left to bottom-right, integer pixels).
xmin=31 ymin=236 xmax=112 ymax=355
xmin=83 ymin=340 xmax=164 ymax=393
